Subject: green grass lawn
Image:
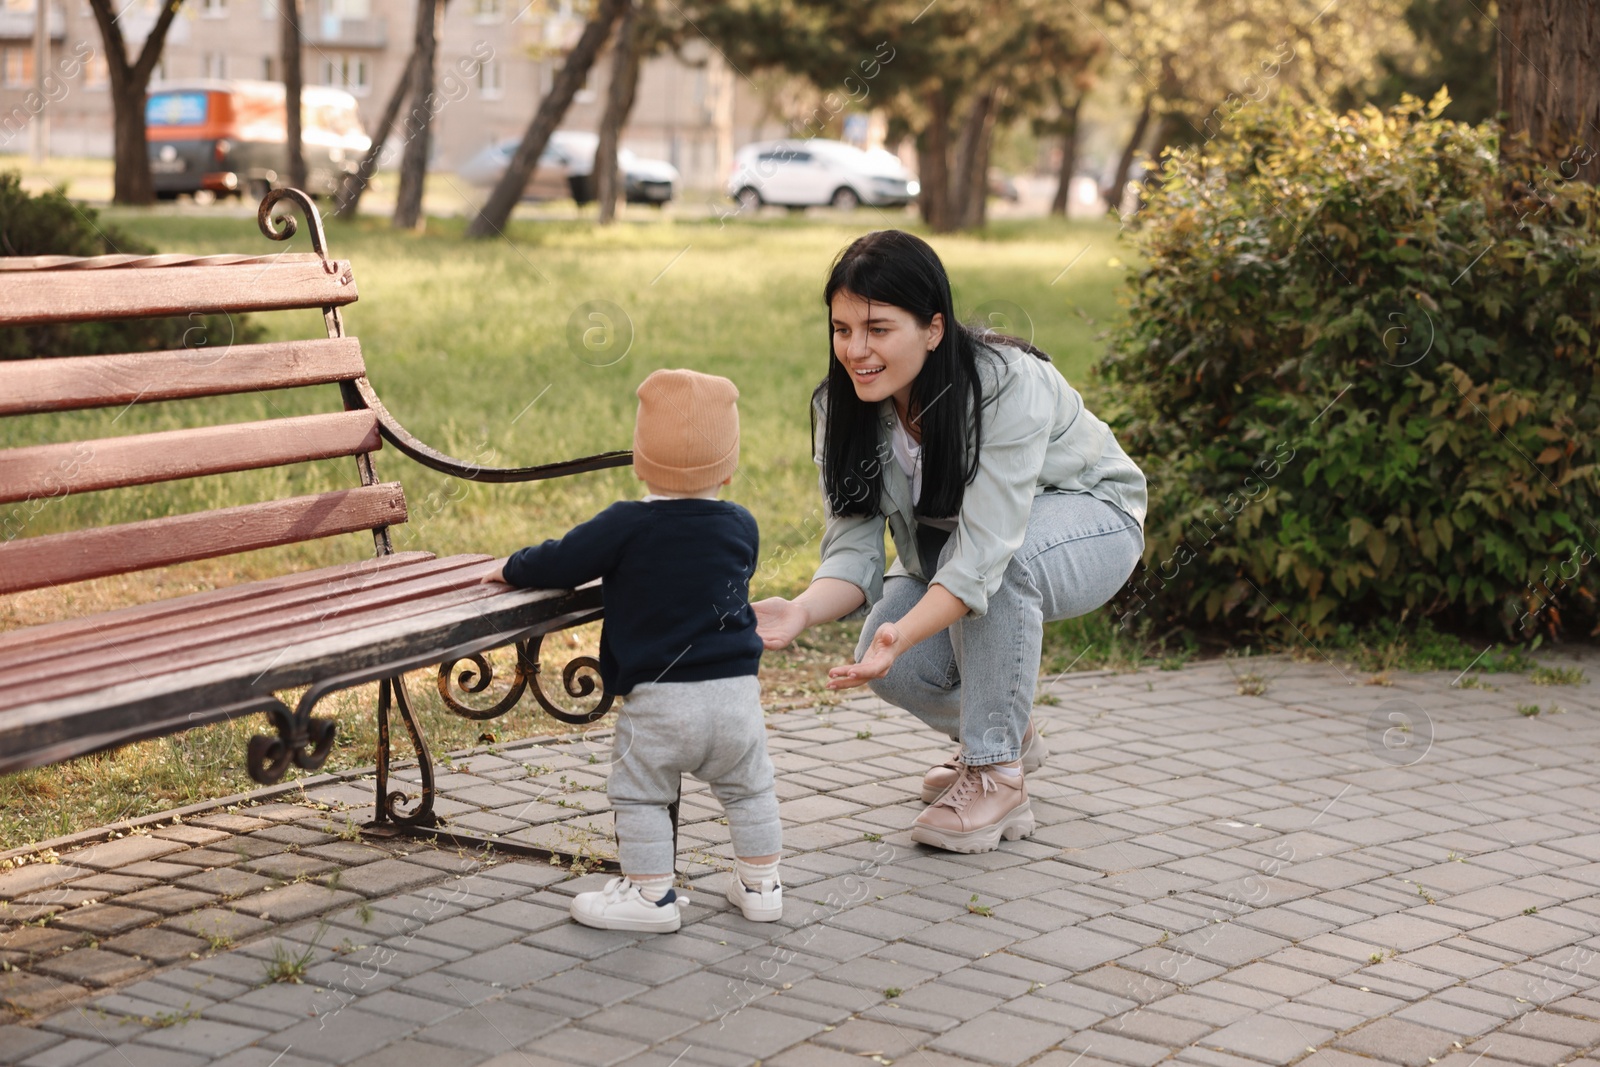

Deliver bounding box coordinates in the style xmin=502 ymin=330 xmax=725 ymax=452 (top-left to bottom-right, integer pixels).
xmin=8 ymin=210 xmax=1133 ymax=597
xmin=1 ymin=211 xmax=1142 ymax=849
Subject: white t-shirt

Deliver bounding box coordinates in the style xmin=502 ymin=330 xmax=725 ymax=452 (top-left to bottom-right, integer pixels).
xmin=893 ymin=414 xmax=959 ymax=532
xmin=890 ymin=413 xmax=923 ymax=504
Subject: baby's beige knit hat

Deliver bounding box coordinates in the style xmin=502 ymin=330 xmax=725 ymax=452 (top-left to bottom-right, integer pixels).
xmin=633 ymin=368 xmax=740 ymax=493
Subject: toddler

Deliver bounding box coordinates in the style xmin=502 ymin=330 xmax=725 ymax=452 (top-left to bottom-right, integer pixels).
xmin=485 ymin=368 xmax=783 ymax=932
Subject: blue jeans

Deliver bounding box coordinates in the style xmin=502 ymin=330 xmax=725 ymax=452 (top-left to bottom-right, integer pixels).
xmin=856 ymin=491 xmax=1144 ymax=767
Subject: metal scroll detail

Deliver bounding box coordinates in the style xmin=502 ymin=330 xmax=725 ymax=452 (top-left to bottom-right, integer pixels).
xmin=256 ymin=187 xmax=333 ymax=268
xmin=437 ymin=634 xmax=614 ymax=726
xmin=246 ymin=702 xmax=338 ymax=785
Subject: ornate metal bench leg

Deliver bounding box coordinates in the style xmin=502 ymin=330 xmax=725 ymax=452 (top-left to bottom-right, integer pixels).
xmin=374 ymin=675 xmax=438 ymax=828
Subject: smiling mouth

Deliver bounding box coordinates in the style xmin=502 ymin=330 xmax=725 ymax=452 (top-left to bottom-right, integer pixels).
xmin=853 ymin=366 xmax=884 ymax=378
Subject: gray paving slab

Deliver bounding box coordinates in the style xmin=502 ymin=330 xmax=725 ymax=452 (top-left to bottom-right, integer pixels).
xmin=5 ymin=652 xmax=1600 ymax=1063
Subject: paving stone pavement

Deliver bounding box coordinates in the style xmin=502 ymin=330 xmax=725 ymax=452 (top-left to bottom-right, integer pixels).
xmin=4 ymin=651 xmax=1600 ymax=1066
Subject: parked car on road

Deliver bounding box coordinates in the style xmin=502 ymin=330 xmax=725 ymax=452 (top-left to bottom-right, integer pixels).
xmin=725 ymin=139 xmax=920 ymax=211
xmin=457 ymin=131 xmax=678 ymax=206
xmin=146 ymin=80 xmax=370 ymax=201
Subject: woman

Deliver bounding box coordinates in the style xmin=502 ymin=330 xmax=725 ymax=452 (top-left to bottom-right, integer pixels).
xmin=753 ymin=230 xmax=1147 ymax=854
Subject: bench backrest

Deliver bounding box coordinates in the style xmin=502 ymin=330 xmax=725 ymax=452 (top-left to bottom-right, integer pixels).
xmin=0 ymin=197 xmax=404 ymax=598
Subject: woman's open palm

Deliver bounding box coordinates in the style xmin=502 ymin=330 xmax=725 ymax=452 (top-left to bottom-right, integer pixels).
xmin=828 ymin=622 xmax=900 ymax=690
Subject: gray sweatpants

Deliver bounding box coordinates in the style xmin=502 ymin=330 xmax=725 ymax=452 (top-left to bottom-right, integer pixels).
xmin=608 ymin=674 xmax=781 ymax=875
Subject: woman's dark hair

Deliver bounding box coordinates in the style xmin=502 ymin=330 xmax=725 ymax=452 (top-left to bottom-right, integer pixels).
xmin=813 ymin=229 xmax=1048 ymax=519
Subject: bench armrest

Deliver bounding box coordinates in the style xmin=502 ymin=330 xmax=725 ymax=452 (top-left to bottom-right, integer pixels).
xmin=351 ymin=377 xmax=632 ymax=483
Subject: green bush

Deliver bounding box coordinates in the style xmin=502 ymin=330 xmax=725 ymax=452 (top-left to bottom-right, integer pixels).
xmin=0 ymin=171 xmax=258 ymax=360
xmin=1100 ymin=93 xmax=1600 ymax=642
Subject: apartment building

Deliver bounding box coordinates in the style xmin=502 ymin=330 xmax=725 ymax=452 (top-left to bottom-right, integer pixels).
xmin=0 ymin=0 xmax=787 ymax=191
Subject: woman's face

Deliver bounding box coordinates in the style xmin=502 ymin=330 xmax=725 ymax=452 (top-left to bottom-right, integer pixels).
xmin=830 ymin=291 xmax=945 ymax=416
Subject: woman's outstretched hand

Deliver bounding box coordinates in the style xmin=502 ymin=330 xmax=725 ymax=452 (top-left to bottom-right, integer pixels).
xmin=827 ymin=622 xmax=902 ymax=690
xmin=753 ymin=597 xmax=808 ymax=650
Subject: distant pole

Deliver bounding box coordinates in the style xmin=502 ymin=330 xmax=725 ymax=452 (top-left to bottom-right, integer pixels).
xmin=282 ymin=0 xmax=307 ymax=190
xmin=31 ymin=0 xmax=48 ymax=163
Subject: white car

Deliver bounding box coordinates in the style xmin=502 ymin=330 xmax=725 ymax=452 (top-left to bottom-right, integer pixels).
xmin=726 ymin=139 xmax=920 ymax=212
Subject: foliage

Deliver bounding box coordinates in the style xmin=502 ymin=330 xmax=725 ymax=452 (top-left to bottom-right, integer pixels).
xmin=1369 ymin=0 xmax=1498 ymax=123
xmin=0 ymin=173 xmax=259 ymax=360
xmin=1100 ymin=93 xmax=1600 ymax=642
xmin=695 ymin=0 xmax=1112 ymax=228
xmin=1095 ymin=0 xmax=1413 ymax=156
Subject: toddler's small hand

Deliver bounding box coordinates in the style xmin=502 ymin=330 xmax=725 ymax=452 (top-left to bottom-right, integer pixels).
xmin=477 ymin=559 xmax=510 ymax=585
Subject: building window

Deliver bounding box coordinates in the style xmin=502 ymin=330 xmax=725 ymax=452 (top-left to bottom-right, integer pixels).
xmin=85 ymin=54 xmax=108 ymax=90
xmin=201 ymin=52 xmax=228 ymax=79
xmin=261 ymin=55 xmax=274 ymax=80
xmin=477 ymin=57 xmax=502 ymax=100
xmin=200 ymin=0 xmax=226 ymax=16
xmin=150 ymin=57 xmax=167 ymax=85
xmin=323 ymin=0 xmax=369 ymax=17
xmin=473 ymin=0 xmax=503 ymax=21
xmin=260 ymin=0 xmax=273 ymax=18
xmin=321 ymin=53 xmax=369 ymax=95
xmin=2 ymin=45 xmax=35 ymax=89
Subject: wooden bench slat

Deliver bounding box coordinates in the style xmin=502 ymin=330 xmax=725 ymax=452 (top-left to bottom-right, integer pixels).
xmin=0 ymin=553 xmax=491 ymax=683
xmin=0 ymin=257 xmax=357 ymax=326
xmin=0 ymin=552 xmax=435 ymax=655
xmin=0 ymin=338 xmax=367 ymax=417
xmin=0 ymin=411 xmax=381 ymax=506
xmin=0 ymin=582 xmax=602 ymax=776
xmin=2 ymin=570 xmax=507 ymax=707
xmin=0 ymin=483 xmax=407 ymax=596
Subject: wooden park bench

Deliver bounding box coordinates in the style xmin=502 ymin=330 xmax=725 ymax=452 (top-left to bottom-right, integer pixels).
xmin=0 ymin=189 xmax=628 ymax=847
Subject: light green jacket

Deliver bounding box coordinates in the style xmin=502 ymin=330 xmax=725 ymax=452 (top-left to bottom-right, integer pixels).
xmin=812 ymin=344 xmax=1147 ymax=618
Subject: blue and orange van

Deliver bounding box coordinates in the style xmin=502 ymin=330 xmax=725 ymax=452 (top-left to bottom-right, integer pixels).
xmin=146 ymin=79 xmax=371 ymax=201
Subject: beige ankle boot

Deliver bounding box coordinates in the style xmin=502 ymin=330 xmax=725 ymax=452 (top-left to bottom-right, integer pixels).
xmin=921 ymin=724 xmax=1047 ymax=803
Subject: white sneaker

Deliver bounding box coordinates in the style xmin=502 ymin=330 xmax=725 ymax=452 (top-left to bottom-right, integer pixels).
xmin=725 ymin=872 xmax=783 ymax=922
xmin=570 ymin=877 xmax=688 ymax=933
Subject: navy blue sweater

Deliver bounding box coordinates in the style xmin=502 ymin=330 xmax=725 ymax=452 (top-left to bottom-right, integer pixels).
xmin=502 ymin=499 xmax=763 ymax=696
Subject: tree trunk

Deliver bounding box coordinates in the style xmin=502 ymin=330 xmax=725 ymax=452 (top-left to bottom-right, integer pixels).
xmin=1103 ymin=93 xmax=1152 ymax=213
xmin=1144 ymin=110 xmax=1183 ymax=178
xmin=107 ymin=69 xmax=151 ymax=205
xmin=1050 ymin=95 xmax=1082 ymax=216
xmin=957 ymin=86 xmax=1000 ymax=229
xmin=394 ymin=0 xmax=442 ymax=230
xmin=595 ymin=0 xmax=643 ymax=225
xmin=334 ymin=51 xmax=418 ymax=218
xmin=1499 ymin=0 xmax=1599 ymax=182
xmin=86 ymin=0 xmax=184 ymax=205
xmin=281 ymin=0 xmax=306 ymax=191
xmin=467 ymin=0 xmax=627 ymax=239
xmin=948 ymin=86 xmax=994 ymax=227
xmin=917 ymin=85 xmax=952 ymax=233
